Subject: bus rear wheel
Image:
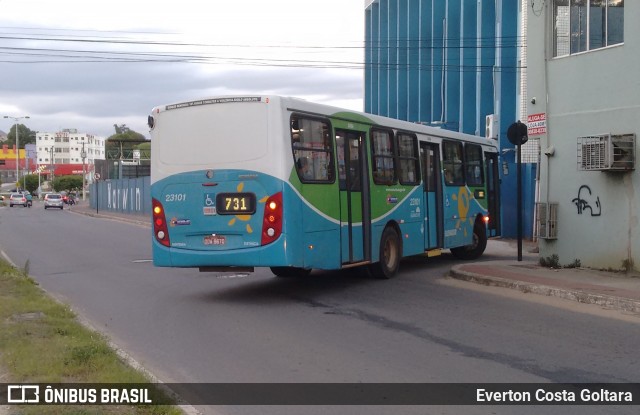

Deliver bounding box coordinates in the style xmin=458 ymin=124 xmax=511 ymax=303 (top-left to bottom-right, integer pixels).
xmin=450 ymin=220 xmax=487 ymax=260
xmin=369 ymin=226 xmax=401 ymax=279
xmin=270 ymin=267 xmax=311 ymax=278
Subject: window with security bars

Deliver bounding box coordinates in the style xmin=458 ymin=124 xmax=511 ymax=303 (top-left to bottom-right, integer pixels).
xmin=553 ymin=0 xmax=624 ymax=57
xmin=577 ymin=134 xmax=635 ymax=171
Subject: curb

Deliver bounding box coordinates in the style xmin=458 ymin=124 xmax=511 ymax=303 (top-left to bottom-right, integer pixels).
xmin=449 ymin=266 xmax=640 ymax=314
xmin=68 ymin=208 xmax=151 ymax=228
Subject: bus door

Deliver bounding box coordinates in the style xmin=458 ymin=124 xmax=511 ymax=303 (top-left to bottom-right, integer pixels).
xmin=420 ymin=142 xmax=444 ymax=249
xmin=336 ymin=130 xmax=371 ymax=264
xmin=485 ymin=151 xmax=501 ymax=237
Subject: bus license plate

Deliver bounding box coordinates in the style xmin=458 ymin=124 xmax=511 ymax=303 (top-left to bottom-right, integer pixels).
xmin=204 ymin=235 xmax=226 ymax=246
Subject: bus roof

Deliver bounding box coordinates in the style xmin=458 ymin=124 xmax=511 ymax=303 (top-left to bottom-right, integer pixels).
xmin=151 ymin=94 xmax=499 ymax=149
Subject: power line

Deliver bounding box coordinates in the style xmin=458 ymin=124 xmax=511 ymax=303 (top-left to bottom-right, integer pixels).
xmin=0 ymin=33 xmax=526 ymax=50
xmin=0 ymin=29 xmax=525 ymax=72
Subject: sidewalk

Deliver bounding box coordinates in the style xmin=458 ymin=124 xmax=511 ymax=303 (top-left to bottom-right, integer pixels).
xmin=68 ymin=201 xmax=640 ymax=315
xmin=449 ymin=257 xmax=640 ymax=315
xmin=68 ymin=200 xmax=151 ymax=227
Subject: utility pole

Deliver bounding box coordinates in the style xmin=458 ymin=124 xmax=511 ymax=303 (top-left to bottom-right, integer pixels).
xmin=81 ymin=142 xmax=87 ymax=201
xmin=50 ymin=146 xmax=55 ymax=187
xmin=3 ymin=115 xmax=30 ymax=186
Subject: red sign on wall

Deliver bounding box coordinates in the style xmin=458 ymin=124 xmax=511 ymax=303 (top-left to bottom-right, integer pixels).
xmin=527 ymin=113 xmax=547 ymax=136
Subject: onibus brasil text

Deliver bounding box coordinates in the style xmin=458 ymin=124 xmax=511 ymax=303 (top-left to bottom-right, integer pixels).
xmin=7 ymin=385 xmax=153 ymax=404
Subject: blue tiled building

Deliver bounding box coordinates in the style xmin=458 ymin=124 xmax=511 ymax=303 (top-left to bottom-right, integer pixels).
xmin=364 ymin=0 xmax=535 ymax=239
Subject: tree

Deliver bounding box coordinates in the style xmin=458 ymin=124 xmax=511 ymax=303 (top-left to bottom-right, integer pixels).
xmin=108 ymin=124 xmax=145 ymax=141
xmin=5 ymin=124 xmax=36 ymax=148
xmin=106 ymin=124 xmax=149 ymax=160
xmin=113 ymin=124 xmax=130 ymax=135
xmin=136 ymin=141 xmax=151 ymax=159
xmin=18 ymin=174 xmax=39 ymax=194
xmin=52 ymin=175 xmax=82 ymax=193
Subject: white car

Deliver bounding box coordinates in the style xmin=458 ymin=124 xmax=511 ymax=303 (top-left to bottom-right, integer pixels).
xmin=44 ymin=193 xmax=64 ymax=210
xmin=9 ymin=193 xmax=28 ymax=207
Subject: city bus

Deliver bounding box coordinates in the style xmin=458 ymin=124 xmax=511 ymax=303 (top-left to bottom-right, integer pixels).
xmin=149 ymin=95 xmax=500 ymax=278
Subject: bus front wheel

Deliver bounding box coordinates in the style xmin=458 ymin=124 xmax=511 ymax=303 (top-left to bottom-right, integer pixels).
xmin=369 ymin=226 xmax=401 ymax=279
xmin=270 ymin=267 xmax=311 ymax=278
xmin=450 ymin=220 xmax=487 ymax=260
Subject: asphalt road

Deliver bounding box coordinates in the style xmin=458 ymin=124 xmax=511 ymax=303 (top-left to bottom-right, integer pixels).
xmin=1 ymin=204 xmax=638 ymax=415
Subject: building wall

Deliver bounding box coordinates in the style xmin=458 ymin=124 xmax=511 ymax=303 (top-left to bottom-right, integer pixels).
xmin=0 ymin=145 xmax=26 ymax=183
xmin=365 ymin=0 xmax=535 ymax=238
xmin=90 ymin=176 xmax=151 ymax=216
xmin=528 ymin=1 xmax=639 ymax=269
xmin=36 ymin=130 xmax=105 ymax=166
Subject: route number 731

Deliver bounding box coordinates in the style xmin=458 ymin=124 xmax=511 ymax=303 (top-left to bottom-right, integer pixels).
xmin=225 ymin=197 xmax=248 ymax=211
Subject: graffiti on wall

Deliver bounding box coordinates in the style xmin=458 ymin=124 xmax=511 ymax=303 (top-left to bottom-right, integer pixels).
xmin=571 ymin=185 xmax=601 ymax=217
xmin=90 ymin=177 xmax=151 ymax=215
xmin=107 ymin=181 xmax=144 ymax=212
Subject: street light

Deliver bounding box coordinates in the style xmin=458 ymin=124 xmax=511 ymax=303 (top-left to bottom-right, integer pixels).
xmin=81 ymin=142 xmax=87 ymax=201
xmin=3 ymin=115 xmax=30 ymax=187
xmin=49 ymin=146 xmax=55 ymax=187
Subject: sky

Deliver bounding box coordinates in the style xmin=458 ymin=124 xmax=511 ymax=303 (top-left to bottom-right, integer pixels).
xmin=0 ymin=0 xmax=365 ymax=139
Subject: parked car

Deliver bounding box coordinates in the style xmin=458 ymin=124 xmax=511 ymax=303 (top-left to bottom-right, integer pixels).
xmin=9 ymin=193 xmax=28 ymax=207
xmin=44 ymin=193 xmax=64 ymax=210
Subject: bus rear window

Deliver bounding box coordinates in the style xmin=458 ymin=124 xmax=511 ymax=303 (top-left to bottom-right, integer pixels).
xmin=157 ymin=103 xmax=268 ymax=165
xmin=291 ymin=115 xmax=334 ymax=183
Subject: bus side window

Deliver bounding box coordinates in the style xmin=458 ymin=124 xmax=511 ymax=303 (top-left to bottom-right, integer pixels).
xmin=397 ymin=133 xmax=420 ymax=185
xmin=443 ymin=141 xmax=464 ymax=186
xmin=290 ymin=115 xmax=334 ymax=183
xmin=371 ymin=129 xmax=396 ymax=185
xmin=464 ymin=144 xmax=484 ymax=186
xmin=296 ymin=156 xmax=314 ymax=180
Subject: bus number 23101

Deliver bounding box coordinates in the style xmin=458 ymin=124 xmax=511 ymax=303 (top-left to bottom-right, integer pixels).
xmin=165 ymin=193 xmax=186 ymax=202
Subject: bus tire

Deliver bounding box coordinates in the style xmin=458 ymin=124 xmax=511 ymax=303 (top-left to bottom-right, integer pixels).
xmin=450 ymin=219 xmax=487 ymax=260
xmin=270 ymin=267 xmax=311 ymax=278
xmin=369 ymin=226 xmax=401 ymax=279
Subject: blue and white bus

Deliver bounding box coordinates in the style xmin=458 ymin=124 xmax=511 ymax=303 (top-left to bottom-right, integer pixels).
xmin=149 ymin=96 xmax=500 ymax=278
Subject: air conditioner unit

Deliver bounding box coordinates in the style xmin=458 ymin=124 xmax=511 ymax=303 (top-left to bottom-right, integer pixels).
xmin=577 ymin=134 xmax=635 ymax=171
xmin=485 ymin=114 xmax=499 ymax=139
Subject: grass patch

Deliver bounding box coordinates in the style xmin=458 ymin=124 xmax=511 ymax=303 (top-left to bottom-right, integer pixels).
xmin=0 ymin=258 xmax=183 ymax=415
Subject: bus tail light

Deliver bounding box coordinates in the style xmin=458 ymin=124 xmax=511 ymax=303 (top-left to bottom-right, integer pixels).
xmin=152 ymin=198 xmax=171 ymax=247
xmin=261 ymin=192 xmax=283 ymax=245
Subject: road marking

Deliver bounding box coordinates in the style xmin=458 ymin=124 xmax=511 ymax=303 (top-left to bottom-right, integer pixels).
xmin=131 ymin=259 xmax=153 ymax=263
xmin=215 ymin=273 xmax=250 ymax=279
xmin=1 ymin=250 xmax=17 ymax=267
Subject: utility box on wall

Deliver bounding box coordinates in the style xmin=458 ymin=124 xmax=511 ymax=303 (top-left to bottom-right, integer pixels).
xmin=536 ymin=202 xmax=558 ymax=240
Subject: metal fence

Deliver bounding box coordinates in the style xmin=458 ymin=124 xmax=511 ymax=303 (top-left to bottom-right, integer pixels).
xmin=89 ymin=176 xmax=151 ymax=216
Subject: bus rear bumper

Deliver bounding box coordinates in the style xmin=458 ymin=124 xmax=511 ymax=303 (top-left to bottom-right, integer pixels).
xmin=152 ymin=238 xmax=293 ymax=268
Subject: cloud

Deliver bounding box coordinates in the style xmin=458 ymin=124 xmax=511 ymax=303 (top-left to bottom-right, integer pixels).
xmin=2 ymin=58 xmax=363 ymax=137
xmin=0 ymin=0 xmax=365 ymax=138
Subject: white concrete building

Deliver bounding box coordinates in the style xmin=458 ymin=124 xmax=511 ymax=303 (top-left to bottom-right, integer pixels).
xmin=36 ymin=129 xmax=105 ymax=165
xmin=527 ymin=0 xmax=636 ymax=270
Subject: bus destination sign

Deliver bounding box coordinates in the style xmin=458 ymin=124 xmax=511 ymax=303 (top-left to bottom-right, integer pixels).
xmin=166 ymin=97 xmax=262 ymax=111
